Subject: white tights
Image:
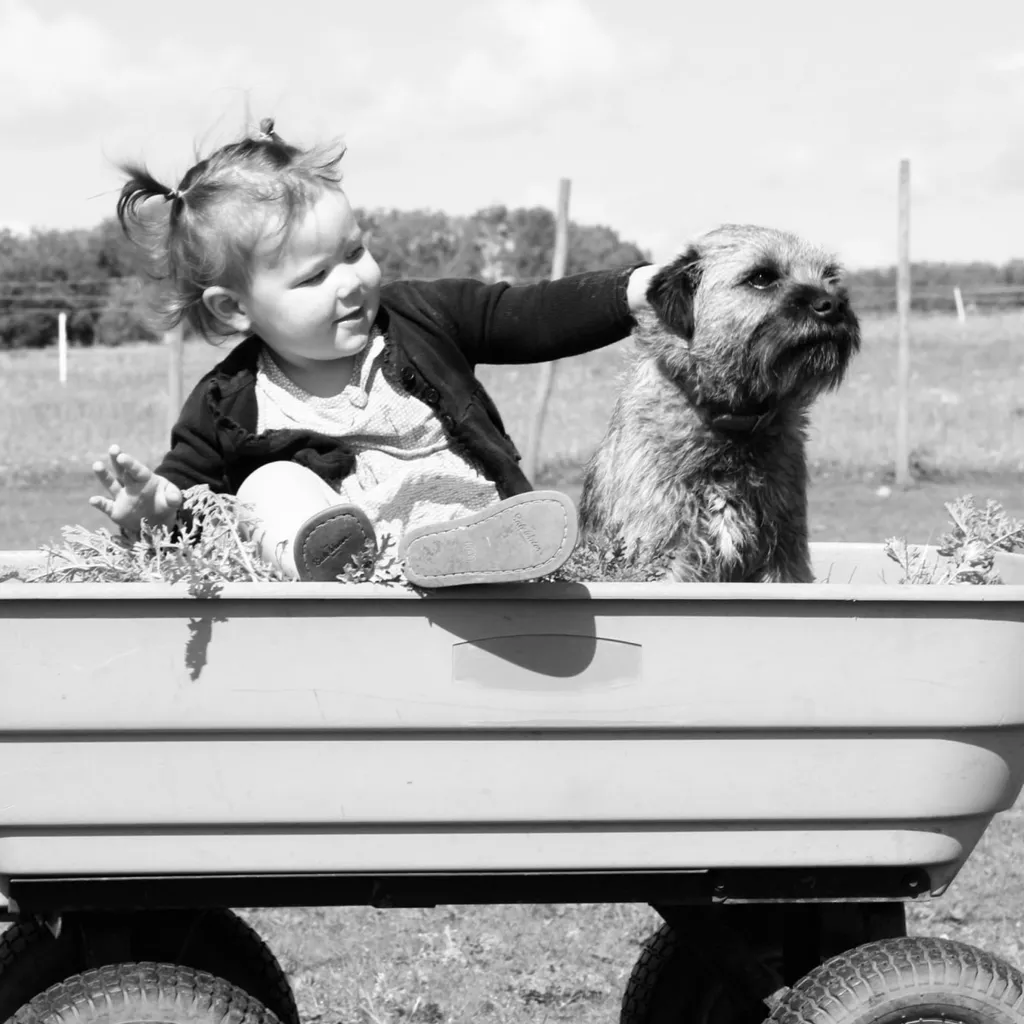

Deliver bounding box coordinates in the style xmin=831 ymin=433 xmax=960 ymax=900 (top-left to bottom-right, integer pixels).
xmin=236 ymin=462 xmax=342 ymax=579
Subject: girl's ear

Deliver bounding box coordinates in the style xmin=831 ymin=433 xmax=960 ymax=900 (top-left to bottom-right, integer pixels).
xmin=202 ymin=286 xmax=251 ymax=334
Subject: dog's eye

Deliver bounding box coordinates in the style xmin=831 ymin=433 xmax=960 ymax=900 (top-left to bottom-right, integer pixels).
xmin=747 ymin=269 xmax=779 ymax=290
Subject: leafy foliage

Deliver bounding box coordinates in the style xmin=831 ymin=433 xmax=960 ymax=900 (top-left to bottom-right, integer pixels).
xmin=1 ymin=484 xmax=675 ymax=588
xmin=0 ymin=486 xmax=414 ymax=589
xmin=548 ymin=538 xmax=672 ymax=584
xmin=6 ymin=483 xmax=1024 ymax=592
xmin=8 ymin=199 xmax=1024 ymax=348
xmin=13 ymin=486 xmax=287 ymax=587
xmin=883 ymin=495 xmax=1024 ymax=584
xmin=94 ymin=277 xmax=162 ymax=346
xmin=0 ymin=207 xmax=649 ymax=349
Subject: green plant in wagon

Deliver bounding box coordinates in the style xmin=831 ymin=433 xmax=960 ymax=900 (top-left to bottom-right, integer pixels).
xmin=883 ymin=495 xmax=1024 ymax=585
xmin=6 ymin=490 xmax=1024 ymax=591
xmin=1 ymin=486 xmax=405 ymax=589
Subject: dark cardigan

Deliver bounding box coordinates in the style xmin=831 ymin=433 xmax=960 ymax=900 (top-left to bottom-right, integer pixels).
xmin=156 ymin=265 xmax=646 ymax=498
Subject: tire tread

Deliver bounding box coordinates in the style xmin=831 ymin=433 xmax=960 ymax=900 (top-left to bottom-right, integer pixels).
xmin=620 ymin=924 xmax=682 ymax=1024
xmin=9 ymin=962 xmax=279 ymax=1024
xmin=768 ymin=938 xmax=1024 ymax=1024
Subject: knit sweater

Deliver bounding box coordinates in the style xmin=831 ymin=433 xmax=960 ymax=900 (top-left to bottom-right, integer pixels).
xmin=155 ymin=267 xmax=647 ymax=500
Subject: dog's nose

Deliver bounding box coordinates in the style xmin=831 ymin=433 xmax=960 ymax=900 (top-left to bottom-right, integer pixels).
xmin=810 ymin=293 xmax=841 ymax=320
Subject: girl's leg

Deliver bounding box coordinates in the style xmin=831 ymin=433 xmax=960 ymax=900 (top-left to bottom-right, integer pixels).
xmin=237 ymin=462 xmax=375 ymax=580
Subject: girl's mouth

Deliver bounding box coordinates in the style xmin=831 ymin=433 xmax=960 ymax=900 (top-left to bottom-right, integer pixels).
xmin=334 ymin=308 xmax=363 ymax=325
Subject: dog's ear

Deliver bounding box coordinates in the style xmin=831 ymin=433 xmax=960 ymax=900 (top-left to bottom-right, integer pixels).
xmin=646 ymin=246 xmax=703 ymax=338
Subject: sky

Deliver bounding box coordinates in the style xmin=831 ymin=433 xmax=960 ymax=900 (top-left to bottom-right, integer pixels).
xmin=2 ymin=0 xmax=1024 ymax=269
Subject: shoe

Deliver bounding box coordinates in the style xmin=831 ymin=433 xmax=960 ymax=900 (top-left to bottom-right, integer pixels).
xmin=398 ymin=490 xmax=578 ymax=588
xmin=293 ymin=504 xmax=377 ymax=581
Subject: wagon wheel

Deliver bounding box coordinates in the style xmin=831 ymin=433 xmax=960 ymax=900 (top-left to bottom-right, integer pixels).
xmin=620 ymin=921 xmax=775 ymax=1024
xmin=766 ymin=936 xmax=1024 ymax=1024
xmin=0 ymin=910 xmax=298 ymax=1024
xmin=9 ymin=962 xmax=280 ymax=1024
xmin=0 ymin=918 xmax=82 ymax=1022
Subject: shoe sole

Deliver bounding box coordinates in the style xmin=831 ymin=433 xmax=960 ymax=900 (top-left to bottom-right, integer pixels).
xmin=293 ymin=505 xmax=377 ymax=582
xmin=398 ymin=491 xmax=578 ymax=588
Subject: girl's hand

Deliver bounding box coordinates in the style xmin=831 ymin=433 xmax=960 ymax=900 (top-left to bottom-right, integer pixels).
xmin=627 ymin=264 xmax=661 ymax=314
xmin=89 ymin=445 xmax=183 ymax=534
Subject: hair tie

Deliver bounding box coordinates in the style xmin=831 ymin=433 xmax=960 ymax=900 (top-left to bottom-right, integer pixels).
xmin=257 ymin=117 xmax=277 ymax=141
xmin=165 ymin=188 xmax=182 ymax=203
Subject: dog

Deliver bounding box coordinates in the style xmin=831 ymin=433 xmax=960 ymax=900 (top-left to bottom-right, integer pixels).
xmin=578 ymin=224 xmax=860 ymax=583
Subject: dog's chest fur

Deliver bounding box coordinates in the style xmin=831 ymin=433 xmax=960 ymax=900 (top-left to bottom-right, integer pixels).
xmin=579 ymin=349 xmax=812 ymax=583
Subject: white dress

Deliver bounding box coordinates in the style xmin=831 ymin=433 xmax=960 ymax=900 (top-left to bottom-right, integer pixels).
xmin=253 ymin=329 xmax=501 ymax=546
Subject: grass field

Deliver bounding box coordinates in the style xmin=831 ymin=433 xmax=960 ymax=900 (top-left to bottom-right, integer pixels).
xmin=3 ymin=310 xmax=1024 ymax=1020
xmin=2 ymin=310 xmax=1023 ymax=550
xmin=233 ymin=807 xmax=1024 ymax=1024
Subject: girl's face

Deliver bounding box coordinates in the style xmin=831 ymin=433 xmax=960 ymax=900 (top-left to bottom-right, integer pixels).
xmin=240 ymin=187 xmax=382 ymax=370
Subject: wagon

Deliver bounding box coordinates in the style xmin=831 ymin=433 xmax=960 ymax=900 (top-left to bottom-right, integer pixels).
xmin=2 ymin=540 xmax=1024 ymax=1024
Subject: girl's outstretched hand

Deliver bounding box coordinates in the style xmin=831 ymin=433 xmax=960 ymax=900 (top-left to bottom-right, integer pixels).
xmin=89 ymin=445 xmax=183 ymax=534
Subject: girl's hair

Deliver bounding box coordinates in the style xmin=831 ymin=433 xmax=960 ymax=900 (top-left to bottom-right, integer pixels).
xmin=116 ymin=118 xmax=346 ymax=340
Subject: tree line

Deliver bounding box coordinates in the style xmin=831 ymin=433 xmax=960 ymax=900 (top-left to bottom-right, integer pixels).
xmin=0 ymin=206 xmax=651 ymax=349
xmin=2 ymin=208 xmax=1023 ymax=349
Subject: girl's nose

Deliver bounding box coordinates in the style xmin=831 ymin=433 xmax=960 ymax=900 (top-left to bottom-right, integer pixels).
xmin=333 ymin=269 xmax=359 ymax=301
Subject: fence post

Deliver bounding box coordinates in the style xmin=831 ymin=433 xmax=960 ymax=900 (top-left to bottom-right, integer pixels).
xmin=895 ymin=159 xmax=911 ymax=488
xmin=166 ymin=325 xmax=185 ymax=439
xmin=57 ymin=312 xmax=68 ymax=385
xmin=953 ymin=286 xmax=966 ymax=324
xmin=523 ymin=178 xmax=571 ymax=485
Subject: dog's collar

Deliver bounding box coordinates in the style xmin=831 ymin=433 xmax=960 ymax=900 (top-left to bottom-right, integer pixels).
xmin=657 ymin=358 xmax=783 ymax=436
xmin=705 ymin=407 xmax=780 ymax=435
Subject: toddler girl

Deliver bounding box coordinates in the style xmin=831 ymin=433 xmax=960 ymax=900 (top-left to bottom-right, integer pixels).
xmin=90 ymin=119 xmax=658 ymax=586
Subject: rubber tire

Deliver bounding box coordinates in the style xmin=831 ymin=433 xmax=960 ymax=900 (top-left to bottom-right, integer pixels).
xmin=620 ymin=922 xmax=768 ymax=1024
xmin=767 ymin=936 xmax=1024 ymax=1024
xmin=9 ymin=962 xmax=280 ymax=1024
xmin=0 ymin=910 xmax=298 ymax=1024
xmin=0 ymin=919 xmax=75 ymax=1024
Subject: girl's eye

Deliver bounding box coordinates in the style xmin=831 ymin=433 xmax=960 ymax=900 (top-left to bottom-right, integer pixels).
xmin=300 ymin=270 xmax=327 ymax=286
xmin=348 ymin=246 xmax=365 ymax=262
xmin=747 ymin=268 xmax=779 ymax=290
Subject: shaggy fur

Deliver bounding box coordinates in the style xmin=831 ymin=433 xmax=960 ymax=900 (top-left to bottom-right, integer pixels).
xmin=578 ymin=224 xmax=861 ymax=583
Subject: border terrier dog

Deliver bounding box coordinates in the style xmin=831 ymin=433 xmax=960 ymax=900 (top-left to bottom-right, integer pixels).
xmin=578 ymin=224 xmax=860 ymax=583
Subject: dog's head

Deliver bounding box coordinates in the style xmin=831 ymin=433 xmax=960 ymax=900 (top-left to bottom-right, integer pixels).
xmin=643 ymin=224 xmax=860 ymax=410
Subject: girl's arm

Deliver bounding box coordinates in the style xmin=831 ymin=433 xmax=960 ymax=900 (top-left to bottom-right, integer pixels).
xmin=89 ymin=358 xmax=230 ymax=533
xmin=420 ymin=263 xmax=659 ymax=367
xmin=90 ymin=383 xmax=227 ymax=534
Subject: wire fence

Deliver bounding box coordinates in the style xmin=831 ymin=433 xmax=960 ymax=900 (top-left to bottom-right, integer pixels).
xmin=4 ymin=279 xmax=1024 ymax=334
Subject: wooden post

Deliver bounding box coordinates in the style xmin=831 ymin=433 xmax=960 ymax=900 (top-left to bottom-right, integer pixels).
xmin=523 ymin=178 xmax=571 ymax=484
xmin=57 ymin=313 xmax=67 ymax=386
xmin=895 ymin=159 xmax=911 ymax=488
xmin=953 ymin=286 xmax=966 ymax=324
xmin=166 ymin=325 xmax=185 ymax=438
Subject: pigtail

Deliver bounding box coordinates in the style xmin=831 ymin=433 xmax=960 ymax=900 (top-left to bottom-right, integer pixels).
xmin=253 ymin=117 xmax=347 ymax=186
xmin=116 ymin=163 xmax=183 ymax=231
xmin=250 ymin=117 xmax=302 ymax=168
xmin=109 ymin=117 xmax=350 ymax=342
xmin=113 ymin=162 xmax=185 ymax=329
xmin=257 ymin=118 xmax=280 ymax=143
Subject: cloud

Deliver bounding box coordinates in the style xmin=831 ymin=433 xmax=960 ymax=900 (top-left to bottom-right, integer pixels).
xmin=346 ymin=0 xmax=630 ymax=146
xmin=0 ymin=0 xmax=249 ymax=128
xmin=984 ymin=129 xmax=1024 ymax=194
xmin=991 ymin=49 xmax=1024 ymax=73
xmin=447 ymin=0 xmax=621 ymax=106
xmin=0 ymin=0 xmax=115 ymax=112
